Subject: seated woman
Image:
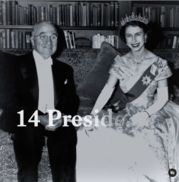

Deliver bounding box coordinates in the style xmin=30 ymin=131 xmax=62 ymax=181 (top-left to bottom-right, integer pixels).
xmin=76 ymin=13 xmax=179 ymax=182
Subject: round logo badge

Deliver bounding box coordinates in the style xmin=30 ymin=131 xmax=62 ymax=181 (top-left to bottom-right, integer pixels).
xmin=168 ymin=169 xmax=177 ymax=177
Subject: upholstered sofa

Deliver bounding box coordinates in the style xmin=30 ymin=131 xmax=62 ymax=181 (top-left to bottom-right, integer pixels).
xmin=1 ymin=42 xmax=179 ymax=181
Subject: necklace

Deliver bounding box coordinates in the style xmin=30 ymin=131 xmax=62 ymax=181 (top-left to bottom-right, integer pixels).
xmin=131 ymin=53 xmax=146 ymax=72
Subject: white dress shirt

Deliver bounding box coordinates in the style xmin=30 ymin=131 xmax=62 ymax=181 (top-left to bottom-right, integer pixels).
xmin=33 ymin=50 xmax=55 ymax=113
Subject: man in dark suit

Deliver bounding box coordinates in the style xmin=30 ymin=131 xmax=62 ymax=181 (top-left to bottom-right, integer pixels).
xmin=0 ymin=21 xmax=79 ymax=182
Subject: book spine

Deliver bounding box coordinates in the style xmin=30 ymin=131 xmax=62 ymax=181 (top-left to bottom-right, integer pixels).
xmin=114 ymin=2 xmax=119 ymax=27
xmin=59 ymin=5 xmax=62 ymax=26
xmin=0 ymin=2 xmax=2 ymax=25
xmin=6 ymin=1 xmax=12 ymax=25
xmin=47 ymin=4 xmax=50 ymax=21
xmin=6 ymin=29 xmax=10 ymax=49
xmin=15 ymin=31 xmax=18 ymax=49
xmin=72 ymin=32 xmax=76 ymax=49
xmin=66 ymin=4 xmax=70 ymax=26
xmin=78 ymin=2 xmax=82 ymax=26
xmin=49 ymin=5 xmax=52 ymax=23
xmin=52 ymin=7 xmax=57 ymax=24
xmin=151 ymin=7 xmax=156 ymax=23
xmin=2 ymin=30 xmax=6 ymax=48
xmin=12 ymin=1 xmax=16 ymax=25
xmin=148 ymin=7 xmax=152 ymax=22
xmin=41 ymin=6 xmax=46 ymax=21
xmin=97 ymin=4 xmax=100 ymax=26
xmin=22 ymin=31 xmax=26 ymax=49
xmin=61 ymin=4 xmax=65 ymax=26
xmin=24 ymin=7 xmax=28 ymax=25
xmin=107 ymin=3 xmax=110 ymax=26
xmin=11 ymin=30 xmax=15 ymax=48
xmin=176 ymin=35 xmax=179 ymax=48
xmin=170 ymin=7 xmax=174 ymax=28
xmin=33 ymin=6 xmax=37 ymax=24
xmin=160 ymin=6 xmax=166 ymax=28
xmin=82 ymin=2 xmax=87 ymax=26
xmin=56 ymin=6 xmax=60 ymax=25
xmin=174 ymin=7 xmax=177 ymax=28
xmin=75 ymin=2 xmax=79 ymax=26
xmin=28 ymin=5 xmax=32 ymax=25
xmin=176 ymin=7 xmax=179 ymax=27
xmin=25 ymin=32 xmax=31 ymax=49
xmin=86 ymin=2 xmax=89 ymax=26
xmin=19 ymin=6 xmax=23 ymax=25
xmin=114 ymin=35 xmax=119 ymax=49
xmin=67 ymin=31 xmax=73 ymax=49
xmin=172 ymin=35 xmax=177 ymax=48
xmin=93 ymin=6 xmax=97 ymax=26
xmin=110 ymin=2 xmax=114 ymax=26
xmin=0 ymin=32 xmax=2 ymax=48
xmin=45 ymin=5 xmax=48 ymax=20
xmin=104 ymin=4 xmax=107 ymax=26
xmin=89 ymin=3 xmax=93 ymax=26
xmin=15 ymin=4 xmax=19 ymax=25
xmin=69 ymin=4 xmax=73 ymax=26
xmin=133 ymin=7 xmax=137 ymax=15
xmin=63 ymin=30 xmax=69 ymax=49
xmin=18 ymin=31 xmax=22 ymax=49
xmin=2 ymin=1 xmax=6 ymax=25
xmin=72 ymin=4 xmax=75 ymax=26
xmin=100 ymin=3 xmax=104 ymax=26
xmin=37 ymin=7 xmax=41 ymax=22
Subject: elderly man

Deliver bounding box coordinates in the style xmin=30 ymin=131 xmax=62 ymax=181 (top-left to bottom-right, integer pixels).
xmin=7 ymin=21 xmax=79 ymax=182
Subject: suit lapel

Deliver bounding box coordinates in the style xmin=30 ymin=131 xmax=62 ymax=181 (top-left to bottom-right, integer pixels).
xmin=51 ymin=60 xmax=59 ymax=107
xmin=20 ymin=52 xmax=39 ymax=104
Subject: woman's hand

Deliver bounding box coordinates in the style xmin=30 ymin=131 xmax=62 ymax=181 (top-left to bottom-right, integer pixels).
xmin=81 ymin=115 xmax=97 ymax=131
xmin=130 ymin=112 xmax=149 ymax=128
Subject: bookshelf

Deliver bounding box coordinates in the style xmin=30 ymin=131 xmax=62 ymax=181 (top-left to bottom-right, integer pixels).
xmin=131 ymin=0 xmax=179 ymax=49
xmin=0 ymin=0 xmax=131 ymax=50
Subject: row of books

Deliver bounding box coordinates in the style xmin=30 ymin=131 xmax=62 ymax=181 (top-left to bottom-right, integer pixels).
xmin=63 ymin=30 xmax=76 ymax=49
xmin=0 ymin=29 xmax=31 ymax=49
xmin=0 ymin=1 xmax=119 ymax=26
xmin=0 ymin=28 xmax=119 ymax=50
xmin=92 ymin=34 xmax=119 ymax=49
xmin=157 ymin=34 xmax=179 ymax=49
xmin=133 ymin=6 xmax=179 ymax=28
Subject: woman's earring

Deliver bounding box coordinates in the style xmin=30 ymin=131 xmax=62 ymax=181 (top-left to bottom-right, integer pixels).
xmin=145 ymin=36 xmax=147 ymax=43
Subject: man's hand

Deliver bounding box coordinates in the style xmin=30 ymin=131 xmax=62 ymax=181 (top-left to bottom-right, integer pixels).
xmin=130 ymin=112 xmax=149 ymax=129
xmin=39 ymin=114 xmax=63 ymax=131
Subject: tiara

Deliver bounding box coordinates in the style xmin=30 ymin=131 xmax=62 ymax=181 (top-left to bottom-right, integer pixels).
xmin=120 ymin=12 xmax=149 ymax=26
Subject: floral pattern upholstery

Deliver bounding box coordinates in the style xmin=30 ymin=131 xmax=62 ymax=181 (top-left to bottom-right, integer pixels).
xmin=1 ymin=48 xmax=179 ymax=181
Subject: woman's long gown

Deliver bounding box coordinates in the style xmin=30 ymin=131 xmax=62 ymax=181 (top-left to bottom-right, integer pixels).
xmin=76 ymin=54 xmax=179 ymax=182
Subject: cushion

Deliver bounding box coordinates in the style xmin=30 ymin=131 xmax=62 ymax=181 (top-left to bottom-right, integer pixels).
xmin=0 ymin=51 xmax=19 ymax=108
xmin=77 ymin=42 xmax=125 ymax=105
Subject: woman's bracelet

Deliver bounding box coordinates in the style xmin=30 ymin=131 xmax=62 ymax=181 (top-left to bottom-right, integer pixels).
xmin=143 ymin=111 xmax=150 ymax=117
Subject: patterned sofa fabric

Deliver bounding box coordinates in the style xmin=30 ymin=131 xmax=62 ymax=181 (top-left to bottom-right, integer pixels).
xmin=1 ymin=48 xmax=179 ymax=181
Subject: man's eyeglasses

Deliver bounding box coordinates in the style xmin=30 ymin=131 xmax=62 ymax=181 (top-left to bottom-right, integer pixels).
xmin=35 ymin=34 xmax=58 ymax=42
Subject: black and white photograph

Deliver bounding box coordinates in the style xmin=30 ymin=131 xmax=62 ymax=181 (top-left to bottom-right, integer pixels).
xmin=0 ymin=0 xmax=179 ymax=182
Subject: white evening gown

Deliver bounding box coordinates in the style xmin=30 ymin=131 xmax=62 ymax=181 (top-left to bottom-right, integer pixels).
xmin=76 ymin=55 xmax=179 ymax=182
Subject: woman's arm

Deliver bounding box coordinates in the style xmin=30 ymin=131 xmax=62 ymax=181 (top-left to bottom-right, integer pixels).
xmin=131 ymin=78 xmax=169 ymax=125
xmin=146 ymin=78 xmax=169 ymax=116
xmin=90 ymin=75 xmax=118 ymax=116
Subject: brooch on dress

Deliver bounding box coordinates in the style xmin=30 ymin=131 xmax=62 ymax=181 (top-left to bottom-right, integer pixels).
xmin=142 ymin=75 xmax=152 ymax=85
